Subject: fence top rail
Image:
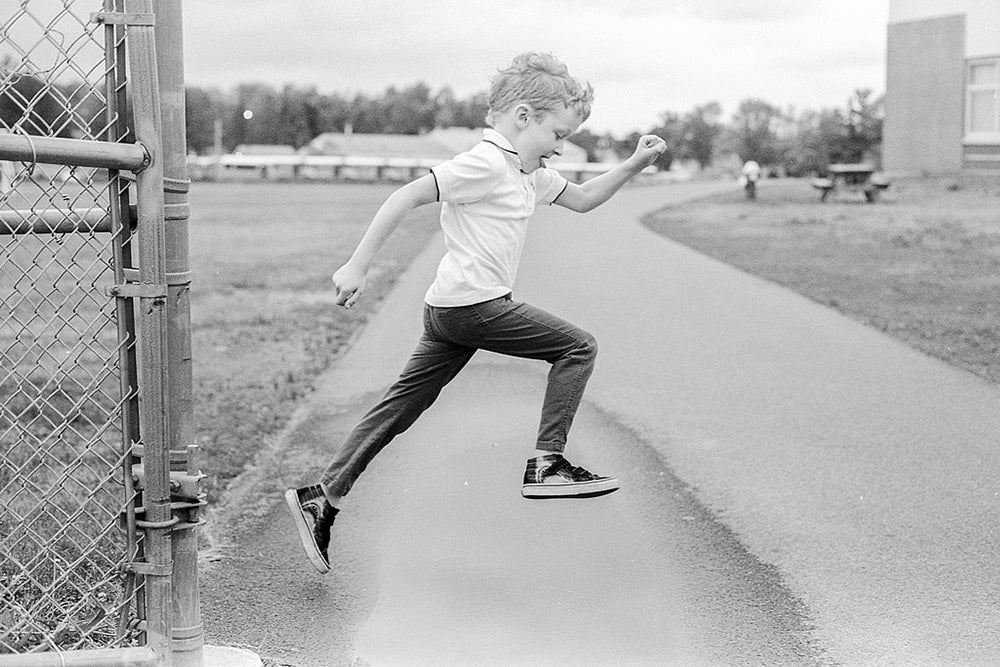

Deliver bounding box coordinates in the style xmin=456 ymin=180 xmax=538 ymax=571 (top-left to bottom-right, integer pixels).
xmin=0 ymin=134 xmax=149 ymax=172
xmin=0 ymin=207 xmax=113 ymax=235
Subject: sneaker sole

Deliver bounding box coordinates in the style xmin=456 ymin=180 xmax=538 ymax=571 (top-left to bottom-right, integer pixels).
xmin=521 ymin=477 xmax=620 ymax=499
xmin=283 ymin=489 xmax=331 ymax=574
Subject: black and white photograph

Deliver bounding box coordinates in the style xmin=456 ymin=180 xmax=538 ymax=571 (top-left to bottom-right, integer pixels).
xmin=2 ymin=1 xmax=998 ymax=665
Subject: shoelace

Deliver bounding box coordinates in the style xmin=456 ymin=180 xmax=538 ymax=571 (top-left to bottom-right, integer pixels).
xmin=304 ymin=497 xmax=338 ymax=523
xmin=303 ymin=499 xmax=322 ymax=520
xmin=541 ymin=456 xmax=599 ymax=481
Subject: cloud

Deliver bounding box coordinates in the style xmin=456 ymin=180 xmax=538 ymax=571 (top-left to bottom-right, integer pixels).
xmin=182 ymin=0 xmax=889 ymax=135
xmin=659 ymin=0 xmax=813 ymax=22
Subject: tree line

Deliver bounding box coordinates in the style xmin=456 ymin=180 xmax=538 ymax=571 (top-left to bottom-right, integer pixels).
xmin=184 ymin=82 xmax=490 ymax=156
xmin=0 ymin=61 xmax=883 ymax=177
xmin=186 ymin=81 xmax=883 ymax=176
xmin=604 ymin=89 xmax=883 ymax=176
xmin=0 ymin=56 xmax=106 ymax=140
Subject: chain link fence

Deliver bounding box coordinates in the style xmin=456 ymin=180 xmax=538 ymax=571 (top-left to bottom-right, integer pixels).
xmin=1 ymin=0 xmax=144 ymax=655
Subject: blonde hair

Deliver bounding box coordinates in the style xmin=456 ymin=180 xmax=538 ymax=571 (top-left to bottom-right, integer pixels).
xmin=486 ymin=52 xmax=594 ymax=127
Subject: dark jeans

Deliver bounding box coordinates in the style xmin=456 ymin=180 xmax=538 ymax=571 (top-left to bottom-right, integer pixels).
xmin=320 ymin=295 xmax=597 ymax=500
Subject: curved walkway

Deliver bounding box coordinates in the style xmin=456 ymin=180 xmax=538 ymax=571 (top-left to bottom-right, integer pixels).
xmin=203 ymin=180 xmax=1000 ymax=665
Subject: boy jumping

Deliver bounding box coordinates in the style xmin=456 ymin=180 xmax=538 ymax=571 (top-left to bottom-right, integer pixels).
xmin=287 ymin=52 xmax=666 ymax=573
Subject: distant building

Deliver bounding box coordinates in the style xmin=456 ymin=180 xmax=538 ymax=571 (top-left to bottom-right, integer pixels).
xmin=305 ymin=132 xmax=456 ymax=160
xmin=306 ymin=127 xmax=589 ymax=165
xmin=233 ymin=144 xmax=297 ymax=156
xmin=188 ymin=129 xmax=597 ymax=183
xmin=883 ymin=0 xmax=1000 ymax=173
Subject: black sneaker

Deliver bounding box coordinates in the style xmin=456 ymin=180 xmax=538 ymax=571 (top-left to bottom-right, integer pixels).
xmin=284 ymin=485 xmax=338 ymax=574
xmin=521 ymin=454 xmax=619 ymax=498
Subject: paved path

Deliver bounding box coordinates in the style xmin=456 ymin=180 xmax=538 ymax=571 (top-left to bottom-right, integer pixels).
xmin=518 ymin=182 xmax=1000 ymax=664
xmin=203 ymin=180 xmax=1000 ymax=665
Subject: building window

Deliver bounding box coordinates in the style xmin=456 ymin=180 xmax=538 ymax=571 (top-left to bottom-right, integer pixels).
xmin=966 ymin=58 xmax=1000 ymax=140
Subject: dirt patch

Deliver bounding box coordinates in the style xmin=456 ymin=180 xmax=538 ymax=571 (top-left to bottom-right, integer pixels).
xmin=643 ymin=175 xmax=1000 ymax=385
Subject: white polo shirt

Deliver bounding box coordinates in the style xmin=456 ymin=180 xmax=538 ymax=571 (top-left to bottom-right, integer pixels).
xmin=425 ymin=128 xmax=568 ymax=307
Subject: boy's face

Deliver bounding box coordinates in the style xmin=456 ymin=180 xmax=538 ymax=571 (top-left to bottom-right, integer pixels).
xmin=515 ymin=105 xmax=583 ymax=173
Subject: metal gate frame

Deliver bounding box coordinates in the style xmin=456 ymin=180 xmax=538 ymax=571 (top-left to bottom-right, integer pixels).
xmin=1 ymin=1 xmax=198 ymax=665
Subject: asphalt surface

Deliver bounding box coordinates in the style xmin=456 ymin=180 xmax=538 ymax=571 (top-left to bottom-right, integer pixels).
xmin=202 ymin=179 xmax=1000 ymax=665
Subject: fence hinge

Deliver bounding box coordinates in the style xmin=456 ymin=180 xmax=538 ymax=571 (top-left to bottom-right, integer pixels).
xmin=91 ymin=11 xmax=156 ymax=26
xmin=170 ymin=472 xmax=208 ymax=502
xmin=106 ymin=283 xmax=168 ymax=298
xmin=133 ymin=466 xmax=207 ymax=502
xmin=125 ymin=561 xmax=173 ymax=577
xmin=123 ymin=268 xmax=192 ymax=286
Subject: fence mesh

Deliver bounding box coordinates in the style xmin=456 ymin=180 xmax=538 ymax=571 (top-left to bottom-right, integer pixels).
xmin=1 ymin=0 xmax=141 ymax=653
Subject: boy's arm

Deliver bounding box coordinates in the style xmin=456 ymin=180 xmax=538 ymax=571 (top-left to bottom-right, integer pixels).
xmin=554 ymin=134 xmax=666 ymax=213
xmin=333 ymin=174 xmax=438 ymax=308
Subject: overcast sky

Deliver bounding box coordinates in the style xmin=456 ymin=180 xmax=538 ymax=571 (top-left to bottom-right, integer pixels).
xmin=183 ymin=0 xmax=890 ymax=136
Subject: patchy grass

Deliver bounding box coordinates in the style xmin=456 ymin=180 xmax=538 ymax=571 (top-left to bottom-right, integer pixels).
xmin=188 ymin=182 xmax=441 ymax=502
xmin=2 ymin=180 xmax=439 ymax=653
xmin=1 ymin=225 xmax=138 ymax=653
xmin=643 ymin=175 xmax=1000 ymax=384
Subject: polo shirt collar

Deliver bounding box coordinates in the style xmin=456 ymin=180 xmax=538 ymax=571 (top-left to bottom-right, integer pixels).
xmin=482 ymin=128 xmax=534 ymax=173
xmin=482 ymin=128 xmax=517 ymax=154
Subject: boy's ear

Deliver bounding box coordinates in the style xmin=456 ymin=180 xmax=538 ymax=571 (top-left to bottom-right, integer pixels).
xmin=513 ymin=103 xmax=533 ymax=127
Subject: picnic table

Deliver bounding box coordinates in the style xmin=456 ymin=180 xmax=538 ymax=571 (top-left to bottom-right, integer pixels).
xmin=811 ymin=163 xmax=890 ymax=202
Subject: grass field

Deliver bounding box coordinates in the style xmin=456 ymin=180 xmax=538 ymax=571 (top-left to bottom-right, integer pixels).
xmin=1 ymin=184 xmax=137 ymax=652
xmin=2 ymin=180 xmax=438 ymax=651
xmin=189 ymin=175 xmax=1000 ymax=506
xmin=643 ymin=175 xmax=1000 ymax=385
xmin=4 ymin=173 xmax=995 ymax=653
xmin=8 ymin=176 xmax=994 ymax=516
xmin=188 ymin=182 xmax=440 ymax=503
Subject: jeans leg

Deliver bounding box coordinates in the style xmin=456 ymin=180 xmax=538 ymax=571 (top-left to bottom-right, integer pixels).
xmin=320 ymin=316 xmax=475 ymax=500
xmin=434 ymin=298 xmax=597 ymax=453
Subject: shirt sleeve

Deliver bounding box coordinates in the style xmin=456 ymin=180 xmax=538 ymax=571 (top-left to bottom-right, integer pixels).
xmin=431 ymin=146 xmax=501 ymax=204
xmin=533 ymin=167 xmax=569 ymax=205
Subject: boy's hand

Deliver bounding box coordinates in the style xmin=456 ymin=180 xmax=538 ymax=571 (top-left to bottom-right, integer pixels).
xmin=332 ymin=263 xmax=366 ymax=309
xmin=630 ymin=135 xmax=667 ymax=170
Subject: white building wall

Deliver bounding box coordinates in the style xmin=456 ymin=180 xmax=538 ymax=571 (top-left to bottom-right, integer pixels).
xmin=889 ymin=0 xmax=1000 ymax=57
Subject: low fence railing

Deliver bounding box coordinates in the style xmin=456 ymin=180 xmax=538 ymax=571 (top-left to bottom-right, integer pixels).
xmin=186 ymin=153 xmax=617 ymax=183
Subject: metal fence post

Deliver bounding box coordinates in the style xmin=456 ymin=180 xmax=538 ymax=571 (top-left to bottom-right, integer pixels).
xmin=0 ymin=0 xmax=197 ymax=661
xmin=124 ymin=0 xmax=173 ymax=663
xmin=153 ymin=3 xmax=203 ymax=666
